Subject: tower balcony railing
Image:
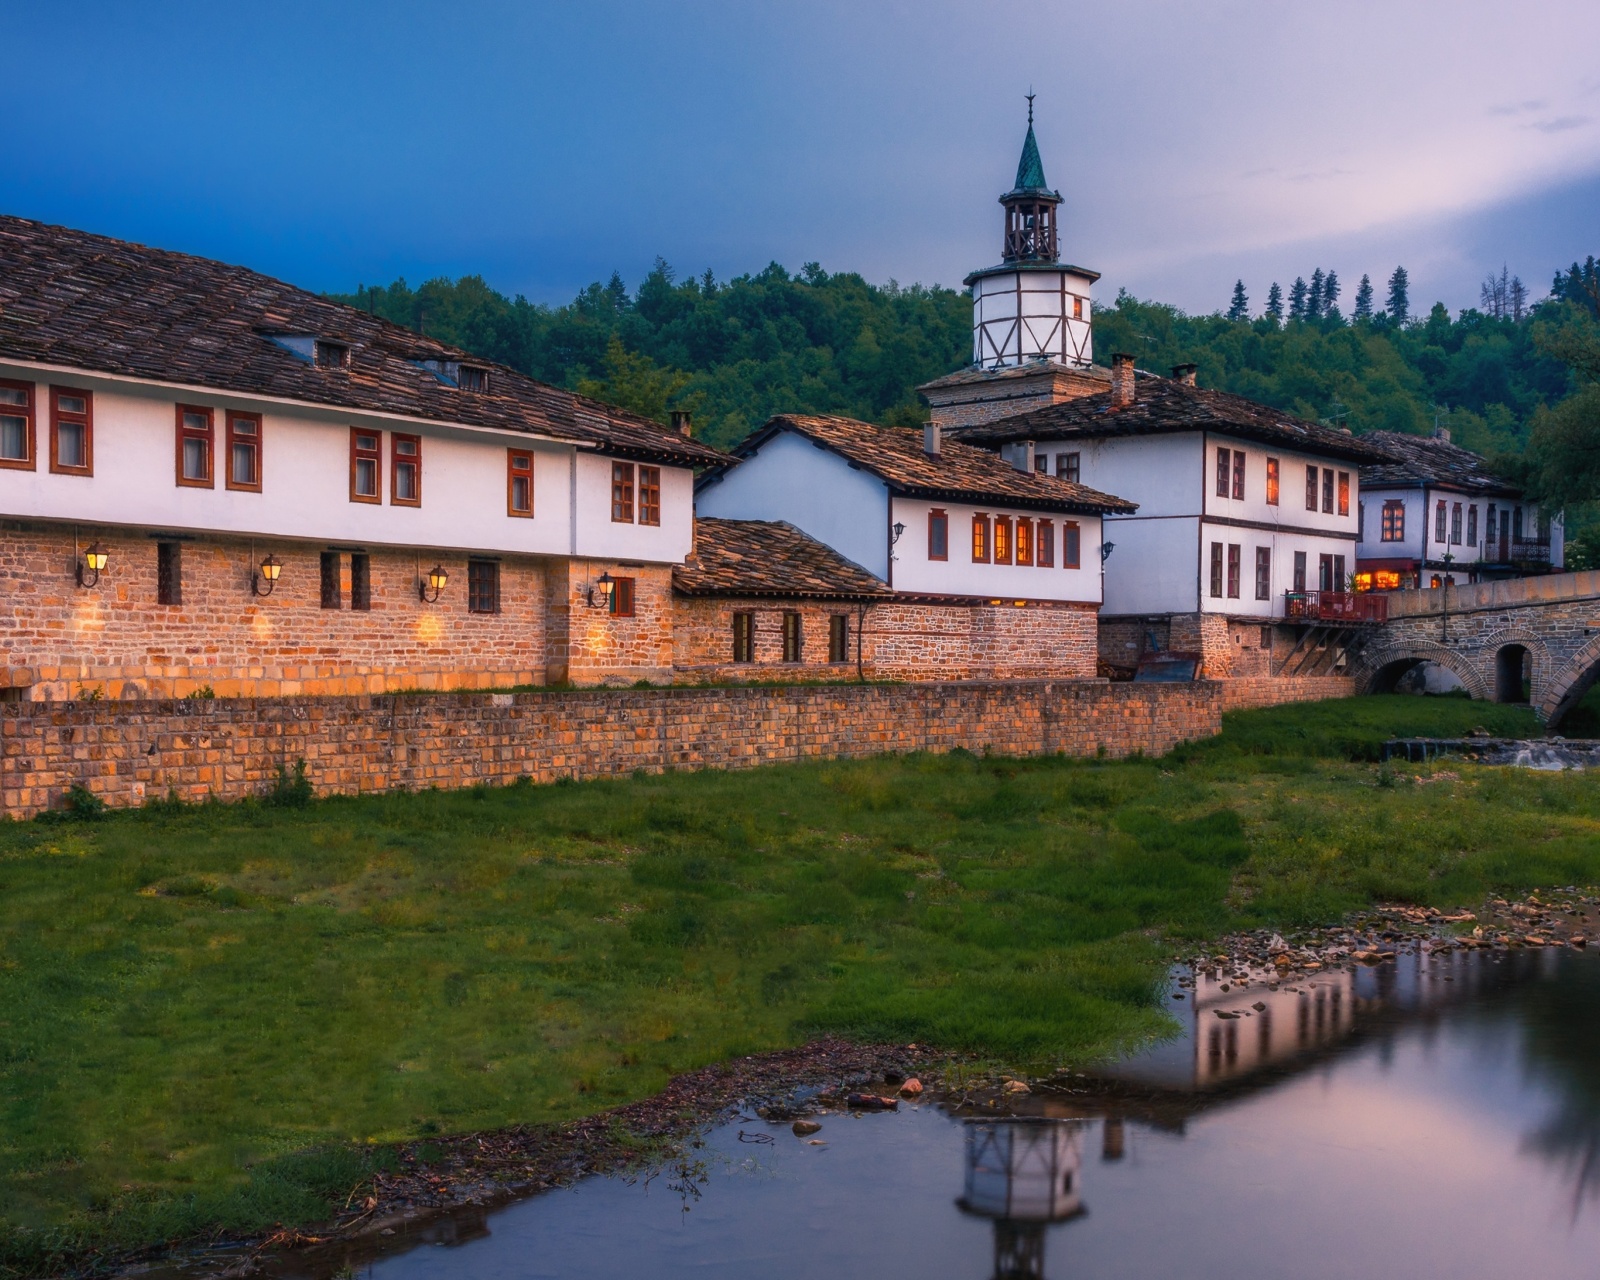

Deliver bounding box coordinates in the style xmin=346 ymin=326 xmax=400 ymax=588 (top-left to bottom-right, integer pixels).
xmin=1284 ymin=591 xmax=1388 ymax=625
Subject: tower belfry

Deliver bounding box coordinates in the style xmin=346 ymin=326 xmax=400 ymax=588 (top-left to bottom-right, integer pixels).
xmin=1001 ymin=95 xmax=1061 ymax=264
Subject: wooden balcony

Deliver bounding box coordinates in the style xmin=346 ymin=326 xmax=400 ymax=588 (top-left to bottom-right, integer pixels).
xmin=1284 ymin=591 xmax=1388 ymax=625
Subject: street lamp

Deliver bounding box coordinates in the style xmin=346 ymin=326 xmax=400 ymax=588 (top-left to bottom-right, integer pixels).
xmin=252 ymin=553 xmax=283 ymax=596
xmin=76 ymin=542 xmax=108 ymax=588
xmin=419 ymin=563 xmax=448 ymax=603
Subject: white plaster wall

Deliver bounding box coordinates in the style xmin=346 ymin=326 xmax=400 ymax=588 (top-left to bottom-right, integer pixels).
xmin=890 ymin=495 xmax=1102 ymax=603
xmin=693 ymin=430 xmax=891 ymax=579
xmin=1201 ymin=433 xmax=1360 ymax=536
xmin=1068 ymin=434 xmax=1202 ymax=519
xmin=0 ymin=365 xmax=694 ymax=564
xmin=972 ymin=270 xmax=1093 ymax=368
xmin=1101 ymin=516 xmax=1199 ymax=615
xmin=1356 ymin=487 xmax=1427 ymax=561
xmin=1197 ymin=524 xmax=1358 ymax=618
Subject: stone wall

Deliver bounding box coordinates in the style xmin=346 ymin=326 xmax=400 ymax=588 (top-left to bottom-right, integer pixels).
xmin=0 ymin=675 xmax=1353 ymax=819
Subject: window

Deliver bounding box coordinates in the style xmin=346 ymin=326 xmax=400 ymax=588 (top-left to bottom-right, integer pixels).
xmin=1259 ymin=626 xmax=1272 ymax=650
xmin=391 ymin=434 xmax=421 ymax=506
xmin=351 ymin=429 xmax=381 ymax=502
xmin=1227 ymin=544 xmax=1241 ymax=598
xmin=1036 ymin=519 xmax=1054 ymax=567
xmin=508 ymin=450 xmax=534 ymax=516
xmin=610 ymin=575 xmax=636 ymax=617
xmin=1255 ymin=546 xmax=1271 ymax=600
xmin=1322 ymin=469 xmax=1334 ymax=514
xmin=1381 ymin=500 xmax=1405 ymax=541
xmin=0 ymin=379 xmax=35 ymax=469
xmin=928 ymin=509 xmax=948 ymax=560
xmin=1015 ymin=518 xmax=1033 ymax=566
xmin=1033 ymin=455 xmax=1047 ymax=474
xmin=351 ymin=554 xmax=371 ymax=611
xmin=1209 ymin=542 xmax=1224 ymax=598
xmin=828 ymin=614 xmax=849 ymax=663
xmin=1072 ymin=296 xmax=1084 ymax=320
xmin=1435 ymin=499 xmax=1448 ymax=544
xmin=175 ymin=405 xmax=213 ymax=487
xmin=611 ymin=462 xmax=634 ymax=522
xmin=1358 ymin=501 xmax=1365 ymax=541
xmin=1265 ymin=457 xmax=1279 ymax=505
xmin=320 ymin=552 xmax=341 ymax=609
xmin=226 ymin=413 xmax=261 ymax=491
xmin=1337 ymin=471 xmax=1350 ymax=516
xmin=1293 ymin=550 xmax=1307 ymax=593
xmin=1057 ymin=452 xmax=1080 ymax=482
xmin=1305 ymin=465 xmax=1318 ymax=511
xmin=49 ymin=386 xmax=93 ymax=475
xmin=467 ymin=559 xmax=500 ymax=614
xmin=971 ymin=514 xmax=990 ymax=562
xmin=1513 ymin=506 xmax=1524 ymax=539
xmin=1318 ymin=553 xmax=1334 ymax=592
xmin=457 ymin=364 xmax=489 ymax=393
xmin=1487 ymin=505 xmax=1498 ymax=547
xmin=1334 ymin=553 xmax=1346 ymax=588
xmin=1062 ymin=521 xmax=1081 ymax=569
xmin=1233 ymin=451 xmax=1245 ymax=501
xmin=1216 ymin=447 xmax=1231 ymax=498
xmin=1467 ymin=504 xmax=1478 ymax=546
xmin=1450 ymin=502 xmax=1463 ymax=545
xmin=638 ymin=466 xmax=661 ymax=526
xmin=782 ymin=611 xmax=802 ymax=662
xmin=157 ymin=541 xmax=182 ymax=605
xmin=314 ymin=340 xmax=349 ymax=370
xmin=994 ymin=516 xmax=1012 ymax=564
xmin=732 ymin=611 xmax=753 ymax=663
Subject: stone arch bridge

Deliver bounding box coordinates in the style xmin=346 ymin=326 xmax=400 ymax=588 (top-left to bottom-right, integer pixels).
xmin=1338 ymin=570 xmax=1600 ymax=726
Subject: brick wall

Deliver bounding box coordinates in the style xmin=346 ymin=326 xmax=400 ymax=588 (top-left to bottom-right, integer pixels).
xmin=0 ymin=675 xmax=1354 ymax=819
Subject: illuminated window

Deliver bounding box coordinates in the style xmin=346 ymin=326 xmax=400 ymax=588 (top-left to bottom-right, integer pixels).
xmin=994 ymin=516 xmax=1012 ymax=564
xmin=1265 ymin=457 xmax=1279 ymax=505
xmin=1382 ymin=500 xmax=1404 ymax=541
xmin=972 ymin=514 xmax=990 ymax=563
xmin=1337 ymin=471 xmax=1350 ymax=516
xmin=1015 ymin=518 xmax=1032 ymax=566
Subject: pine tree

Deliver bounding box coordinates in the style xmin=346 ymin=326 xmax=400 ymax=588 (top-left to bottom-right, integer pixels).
xmin=1510 ymin=275 xmax=1528 ymax=322
xmin=1323 ymin=270 xmax=1341 ymax=312
xmin=1307 ymin=269 xmax=1325 ymax=319
xmin=1265 ymin=281 xmax=1284 ymax=320
xmin=1353 ymin=274 xmax=1374 ymax=321
xmin=1386 ymin=266 xmax=1410 ymax=325
xmin=1288 ymin=277 xmax=1308 ymax=320
xmin=1226 ymin=280 xmax=1249 ymax=321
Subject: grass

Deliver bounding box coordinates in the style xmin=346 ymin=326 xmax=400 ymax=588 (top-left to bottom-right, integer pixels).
xmin=3 ymin=693 xmax=1597 ymax=1268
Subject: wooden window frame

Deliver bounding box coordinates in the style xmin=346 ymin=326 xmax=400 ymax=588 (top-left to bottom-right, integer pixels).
xmin=1254 ymin=546 xmax=1271 ymax=600
xmin=732 ymin=611 xmax=754 ymax=663
xmin=1467 ymin=504 xmax=1478 ymax=546
xmin=1265 ymin=457 xmax=1279 ymax=506
xmin=225 ymin=411 xmax=262 ymax=492
xmin=1226 ymin=543 xmax=1242 ymax=599
xmin=49 ymin=386 xmax=94 ymax=476
xmin=781 ymin=611 xmax=802 ymax=663
xmin=350 ymin=428 xmax=382 ymax=503
xmin=314 ymin=339 xmax=349 ymax=370
xmin=637 ymin=465 xmax=661 ymax=527
xmin=609 ymin=575 xmax=636 ymax=617
xmin=1305 ymin=465 xmax=1318 ymax=512
xmin=457 ymin=364 xmax=489 ymax=393
xmin=1293 ymin=550 xmax=1307 ymax=593
xmin=971 ymin=514 xmax=990 ymax=563
xmin=1057 ymin=451 xmax=1080 ymax=482
xmin=828 ymin=614 xmax=848 ymax=663
xmin=1318 ymin=553 xmax=1335 ymax=592
xmin=390 ymin=433 xmax=422 ymax=507
xmin=1382 ymin=500 xmax=1405 ymax=542
xmin=467 ymin=558 xmax=500 ymax=614
xmin=1232 ymin=450 xmax=1245 ymax=501
xmin=351 ymin=553 xmax=371 ymax=611
xmin=993 ymin=515 xmax=1012 ymax=565
xmin=1015 ymin=517 xmax=1033 ymax=566
xmin=1337 ymin=471 xmax=1350 ymax=516
xmin=1062 ymin=521 xmax=1081 ymax=570
xmin=611 ymin=461 xmax=635 ymax=523
xmin=1036 ymin=518 xmax=1054 ymax=567
xmin=0 ymin=378 xmax=37 ymax=470
xmin=1450 ymin=501 xmax=1463 ymax=545
xmin=1209 ymin=541 xmax=1224 ymax=598
xmin=1072 ymin=296 xmax=1084 ymax=321
xmin=507 ymin=449 xmax=534 ymax=517
xmin=1435 ymin=499 xmax=1448 ymax=544
xmin=175 ymin=404 xmax=215 ymax=488
xmin=1322 ymin=469 xmax=1335 ymax=514
xmin=157 ymin=541 xmax=182 ymax=606
xmin=928 ymin=508 xmax=948 ymax=561
xmin=320 ymin=552 xmax=342 ymax=609
xmin=1216 ymin=447 xmax=1231 ymax=498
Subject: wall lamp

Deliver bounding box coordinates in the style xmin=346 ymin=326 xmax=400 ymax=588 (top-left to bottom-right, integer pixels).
xmin=76 ymin=542 xmax=108 ymax=588
xmin=1101 ymin=541 xmax=1117 ymax=563
xmin=419 ymin=563 xmax=448 ymax=603
xmin=252 ymin=554 xmax=283 ymax=597
xmin=586 ymin=571 xmax=615 ymax=608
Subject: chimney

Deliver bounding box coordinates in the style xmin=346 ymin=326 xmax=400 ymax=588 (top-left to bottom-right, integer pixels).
xmin=1111 ymin=353 xmax=1136 ymax=407
xmin=1008 ymin=440 xmax=1036 ymax=473
xmin=1434 ymin=425 xmax=1451 ymax=443
xmin=671 ymin=410 xmax=692 ymax=437
xmin=1171 ymin=362 xmax=1197 ymax=387
xmin=923 ymin=420 xmax=942 ymax=457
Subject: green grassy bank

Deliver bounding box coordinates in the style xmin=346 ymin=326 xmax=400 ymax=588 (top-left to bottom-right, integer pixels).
xmin=4 ymin=694 xmax=1597 ymax=1265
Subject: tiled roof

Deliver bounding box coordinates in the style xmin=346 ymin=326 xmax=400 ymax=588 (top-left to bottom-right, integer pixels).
xmin=918 ymin=358 xmax=1110 ymax=394
xmin=1359 ymin=431 xmax=1522 ymax=496
xmin=0 ymin=215 xmax=726 ymax=468
xmin=674 ymin=519 xmax=893 ymax=599
xmin=716 ymin=414 xmax=1137 ymax=514
xmin=949 ymin=375 xmax=1391 ymax=464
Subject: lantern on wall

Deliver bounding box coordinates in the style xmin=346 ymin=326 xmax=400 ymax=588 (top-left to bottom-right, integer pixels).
xmin=76 ymin=542 xmax=108 ymax=588
xmin=252 ymin=554 xmax=283 ymax=596
xmin=419 ymin=564 xmax=448 ymax=603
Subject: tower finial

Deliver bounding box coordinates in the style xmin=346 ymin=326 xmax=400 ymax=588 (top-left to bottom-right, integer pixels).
xmin=1026 ymin=89 xmax=1034 ymax=126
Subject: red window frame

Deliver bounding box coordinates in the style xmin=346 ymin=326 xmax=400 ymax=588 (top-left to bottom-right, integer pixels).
xmin=1265 ymin=457 xmax=1279 ymax=505
xmin=1036 ymin=519 xmax=1054 ymax=567
xmin=175 ymin=404 xmax=214 ymax=488
xmin=1216 ymin=447 xmax=1230 ymax=498
xmin=225 ymin=412 xmax=262 ymax=492
xmin=0 ymin=378 xmax=36 ymax=470
xmin=1227 ymin=543 xmax=1242 ymax=598
xmin=508 ymin=449 xmax=534 ymax=516
xmin=391 ymin=432 xmax=421 ymax=507
xmin=971 ymin=514 xmax=990 ymax=563
xmin=49 ymin=386 xmax=93 ymax=476
xmin=928 ymin=508 xmax=948 ymax=560
xmin=1015 ymin=517 xmax=1033 ymax=566
xmin=993 ymin=515 xmax=1012 ymax=564
xmin=610 ymin=575 xmax=636 ymax=617
xmin=1450 ymin=501 xmax=1463 ymax=545
xmin=1232 ymin=450 xmax=1245 ymax=501
xmin=611 ymin=462 xmax=634 ymax=522
xmin=1062 ymin=521 xmax=1081 ymax=570
xmin=1435 ymin=500 xmax=1448 ymax=543
xmin=1210 ymin=542 xmax=1224 ymax=597
xmin=1305 ymin=465 xmax=1318 ymax=512
xmin=1322 ymin=469 xmax=1335 ymax=514
xmin=1337 ymin=471 xmax=1350 ymax=516
xmin=1255 ymin=546 xmax=1271 ymax=600
xmin=638 ymin=465 xmax=661 ymax=526
xmin=1057 ymin=452 xmax=1080 ymax=482
xmin=1382 ymin=500 xmax=1405 ymax=541
xmin=350 ymin=428 xmax=382 ymax=503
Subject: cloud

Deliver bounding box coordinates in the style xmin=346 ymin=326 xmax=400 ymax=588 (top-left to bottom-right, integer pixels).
xmin=1527 ymin=116 xmax=1591 ymax=135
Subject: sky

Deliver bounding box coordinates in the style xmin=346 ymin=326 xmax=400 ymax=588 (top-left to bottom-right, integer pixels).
xmin=2 ymin=0 xmax=1598 ymax=318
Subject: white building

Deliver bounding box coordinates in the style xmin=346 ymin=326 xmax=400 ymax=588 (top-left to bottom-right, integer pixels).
xmin=1357 ymin=428 xmax=1563 ymax=589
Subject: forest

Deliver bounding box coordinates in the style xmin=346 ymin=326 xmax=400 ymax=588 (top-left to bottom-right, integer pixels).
xmin=330 ymin=254 xmax=1600 ymax=551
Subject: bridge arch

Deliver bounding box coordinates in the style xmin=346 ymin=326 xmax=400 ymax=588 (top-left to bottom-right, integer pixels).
xmin=1352 ymin=639 xmax=1491 ymax=701
xmin=1540 ymin=632 xmax=1600 ymax=727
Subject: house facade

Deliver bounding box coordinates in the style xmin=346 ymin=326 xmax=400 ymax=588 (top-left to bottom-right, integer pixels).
xmin=0 ymin=215 xmax=725 ymax=698
xmin=1356 ymin=428 xmax=1563 ymax=589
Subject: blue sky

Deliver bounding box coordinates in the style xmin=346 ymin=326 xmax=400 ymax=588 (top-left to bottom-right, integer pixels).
xmin=2 ymin=0 xmax=1597 ymax=317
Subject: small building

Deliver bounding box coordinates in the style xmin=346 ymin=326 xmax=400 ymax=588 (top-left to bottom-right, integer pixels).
xmin=1356 ymin=428 xmax=1563 ymax=589
xmin=691 ymin=414 xmax=1136 ymax=680
xmin=0 ymin=215 xmax=726 ymax=698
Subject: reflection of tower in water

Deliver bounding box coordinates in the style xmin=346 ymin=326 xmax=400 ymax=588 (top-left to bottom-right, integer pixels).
xmin=956 ymin=1120 xmax=1085 ymax=1280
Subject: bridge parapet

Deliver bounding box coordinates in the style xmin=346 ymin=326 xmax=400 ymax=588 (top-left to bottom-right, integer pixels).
xmin=1378 ymin=569 xmax=1600 ymax=619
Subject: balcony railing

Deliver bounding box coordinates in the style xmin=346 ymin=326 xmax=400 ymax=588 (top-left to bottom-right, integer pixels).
xmin=1284 ymin=591 xmax=1388 ymax=624
xmin=1510 ymin=538 xmax=1552 ymax=563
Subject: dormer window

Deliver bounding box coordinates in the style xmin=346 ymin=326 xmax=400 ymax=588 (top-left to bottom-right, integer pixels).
xmin=416 ymin=358 xmax=490 ymax=392
xmin=457 ymin=364 xmax=489 ymax=393
xmin=315 ymin=340 xmax=349 ymax=370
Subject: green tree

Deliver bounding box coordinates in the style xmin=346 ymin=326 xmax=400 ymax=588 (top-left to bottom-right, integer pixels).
xmin=1353 ymin=274 xmax=1374 ymax=322
xmin=1289 ymin=277 xmax=1308 ymax=321
xmin=574 ymin=336 xmax=694 ymax=424
xmin=1324 ymin=270 xmax=1341 ymax=314
xmin=1307 ymin=269 xmax=1325 ymax=319
xmin=1226 ymin=279 xmax=1250 ymax=321
xmin=1386 ymin=266 xmax=1411 ymax=325
xmin=1265 ymin=282 xmax=1284 ymax=322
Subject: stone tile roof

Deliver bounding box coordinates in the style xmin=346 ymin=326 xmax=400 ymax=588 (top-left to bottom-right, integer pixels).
xmin=1359 ymin=431 xmax=1522 ymax=496
xmin=674 ymin=519 xmax=892 ymax=599
xmin=0 ymin=215 xmax=726 ymax=468
xmin=949 ymin=374 xmax=1390 ymax=464
xmin=918 ymin=358 xmax=1110 ymax=394
xmin=720 ymin=414 xmax=1137 ymax=515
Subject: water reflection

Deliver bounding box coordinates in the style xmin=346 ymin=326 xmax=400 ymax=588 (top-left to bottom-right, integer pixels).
xmin=957 ymin=1120 xmax=1084 ymax=1280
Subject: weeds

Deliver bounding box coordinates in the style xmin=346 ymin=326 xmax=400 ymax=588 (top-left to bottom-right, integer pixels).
xmin=264 ymin=758 xmax=313 ymax=808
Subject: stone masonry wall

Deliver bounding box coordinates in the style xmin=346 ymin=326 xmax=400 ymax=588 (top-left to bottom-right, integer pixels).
xmin=0 ymin=676 xmax=1353 ymax=819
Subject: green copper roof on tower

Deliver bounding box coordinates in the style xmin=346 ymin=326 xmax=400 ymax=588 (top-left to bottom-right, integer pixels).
xmin=1014 ymin=93 xmax=1049 ymax=193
